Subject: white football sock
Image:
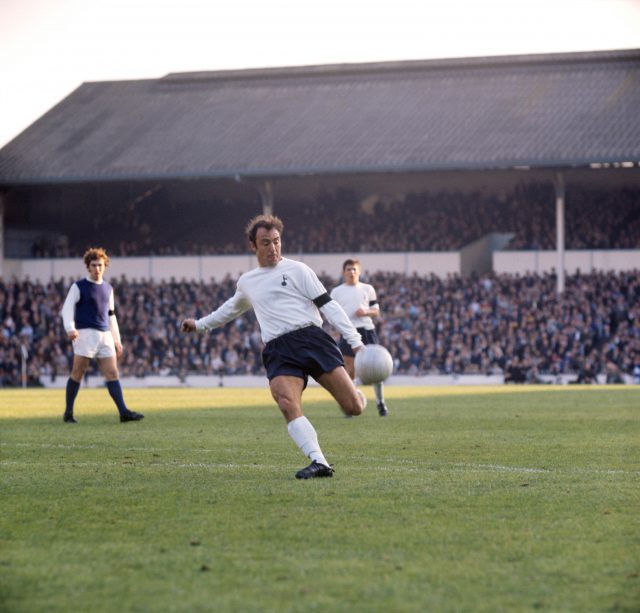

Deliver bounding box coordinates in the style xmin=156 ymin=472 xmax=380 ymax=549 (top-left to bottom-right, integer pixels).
xmin=287 ymin=416 xmax=330 ymax=467
xmin=373 ymin=382 xmax=385 ymax=404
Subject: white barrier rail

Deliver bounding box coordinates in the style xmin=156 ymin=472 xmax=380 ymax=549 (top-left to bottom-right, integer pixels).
xmin=37 ymin=373 xmax=636 ymax=389
xmin=5 ymin=248 xmax=639 ymax=284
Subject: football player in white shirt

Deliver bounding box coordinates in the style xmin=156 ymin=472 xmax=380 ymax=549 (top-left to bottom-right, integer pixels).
xmin=181 ymin=215 xmax=366 ymax=479
xmin=331 ymin=259 xmax=389 ymax=416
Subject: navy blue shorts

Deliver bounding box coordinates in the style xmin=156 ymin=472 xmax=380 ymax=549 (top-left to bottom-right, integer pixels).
xmin=262 ymin=325 xmax=344 ymax=388
xmin=339 ymin=327 xmax=379 ymax=357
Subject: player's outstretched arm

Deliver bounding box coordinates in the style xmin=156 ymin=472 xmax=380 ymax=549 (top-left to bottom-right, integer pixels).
xmin=319 ymin=299 xmax=363 ymax=351
xmin=181 ymin=318 xmax=197 ymax=333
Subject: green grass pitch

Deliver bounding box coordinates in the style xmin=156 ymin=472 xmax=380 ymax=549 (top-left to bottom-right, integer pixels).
xmin=1 ymin=385 xmax=639 ymax=612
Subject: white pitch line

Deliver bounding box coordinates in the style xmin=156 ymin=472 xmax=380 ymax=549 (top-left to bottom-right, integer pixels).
xmin=0 ymin=459 xmax=276 ymax=470
xmin=1 ymin=441 xmax=220 ymax=453
xmin=452 ymin=463 xmax=551 ymax=474
xmin=1 ymin=457 xmax=636 ymax=476
xmin=2 ymin=443 xmax=637 ymax=475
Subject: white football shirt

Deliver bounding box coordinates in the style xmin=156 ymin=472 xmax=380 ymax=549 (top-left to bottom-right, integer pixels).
xmin=330 ymin=282 xmax=379 ymax=330
xmin=196 ymin=258 xmax=363 ymax=349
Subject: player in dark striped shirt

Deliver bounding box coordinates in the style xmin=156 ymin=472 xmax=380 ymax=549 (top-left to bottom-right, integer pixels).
xmin=60 ymin=247 xmax=144 ymax=424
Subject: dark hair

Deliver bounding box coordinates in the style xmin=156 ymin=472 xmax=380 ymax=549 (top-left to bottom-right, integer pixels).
xmin=83 ymin=247 xmax=109 ymax=270
xmin=342 ymin=258 xmax=361 ymax=271
xmin=245 ymin=214 xmax=284 ymax=246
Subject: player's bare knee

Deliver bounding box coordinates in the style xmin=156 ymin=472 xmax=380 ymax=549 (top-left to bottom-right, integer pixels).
xmin=71 ymin=366 xmax=86 ymax=380
xmin=101 ymin=366 xmax=119 ymax=381
xmin=279 ymin=401 xmax=303 ymax=422
xmin=272 ymin=392 xmax=300 ymax=421
xmin=343 ymin=394 xmax=363 ymax=416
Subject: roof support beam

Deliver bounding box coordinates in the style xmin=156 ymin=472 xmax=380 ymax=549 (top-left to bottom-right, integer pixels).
xmin=0 ymin=193 xmax=4 ymax=278
xmin=554 ymin=171 xmax=566 ymax=295
xmin=233 ymin=175 xmax=273 ymax=215
xmin=258 ymin=180 xmax=274 ymax=216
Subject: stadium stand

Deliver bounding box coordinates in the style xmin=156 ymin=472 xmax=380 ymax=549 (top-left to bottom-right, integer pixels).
xmin=2 ymin=50 xmax=639 ymax=184
xmin=2 ymin=50 xmax=639 ymax=263
xmin=1 ymin=51 xmax=639 ymax=387
xmin=1 ymin=270 xmax=637 ymax=387
xmin=18 ymin=183 xmax=640 ymax=258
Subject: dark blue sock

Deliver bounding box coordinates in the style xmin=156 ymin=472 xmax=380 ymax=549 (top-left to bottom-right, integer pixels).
xmin=106 ymin=380 xmax=129 ymax=415
xmin=65 ymin=379 xmax=80 ymax=414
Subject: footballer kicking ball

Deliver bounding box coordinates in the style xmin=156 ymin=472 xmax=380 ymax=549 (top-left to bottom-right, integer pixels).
xmin=355 ymin=344 xmax=394 ymax=385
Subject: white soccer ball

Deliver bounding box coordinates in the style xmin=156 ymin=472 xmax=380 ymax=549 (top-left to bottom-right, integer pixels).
xmin=354 ymin=344 xmax=393 ymax=385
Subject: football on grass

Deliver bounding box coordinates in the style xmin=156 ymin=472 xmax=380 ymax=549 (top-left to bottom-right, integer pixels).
xmin=355 ymin=344 xmax=393 ymax=384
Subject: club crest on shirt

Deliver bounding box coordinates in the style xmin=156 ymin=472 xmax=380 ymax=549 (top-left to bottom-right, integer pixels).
xmin=281 ymin=275 xmax=288 ymax=286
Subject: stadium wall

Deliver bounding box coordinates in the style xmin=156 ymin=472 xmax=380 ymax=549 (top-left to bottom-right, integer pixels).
xmin=3 ymin=252 xmax=462 ymax=282
xmin=4 ymin=248 xmax=640 ymax=282
xmin=493 ymin=250 xmax=640 ymax=275
xmin=38 ymin=372 xmax=636 ymax=389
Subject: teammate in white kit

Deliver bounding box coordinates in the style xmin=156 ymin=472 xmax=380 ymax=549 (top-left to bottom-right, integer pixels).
xmin=181 ymin=215 xmax=366 ymax=479
xmin=331 ymin=258 xmax=389 ymax=416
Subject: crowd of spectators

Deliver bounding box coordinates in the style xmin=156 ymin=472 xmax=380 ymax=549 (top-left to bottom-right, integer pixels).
xmin=368 ymin=269 xmax=639 ymax=383
xmin=25 ymin=183 xmax=640 ymax=258
xmin=1 ymin=269 xmax=638 ymax=387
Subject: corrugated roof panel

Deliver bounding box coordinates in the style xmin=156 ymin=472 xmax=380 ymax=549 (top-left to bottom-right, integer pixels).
xmin=1 ymin=50 xmax=639 ymax=184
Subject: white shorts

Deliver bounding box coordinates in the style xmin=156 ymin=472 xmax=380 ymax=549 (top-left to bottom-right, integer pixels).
xmin=73 ymin=328 xmax=116 ymax=359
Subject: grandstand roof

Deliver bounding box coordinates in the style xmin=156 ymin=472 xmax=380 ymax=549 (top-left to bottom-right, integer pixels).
xmin=1 ymin=49 xmax=639 ymax=185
